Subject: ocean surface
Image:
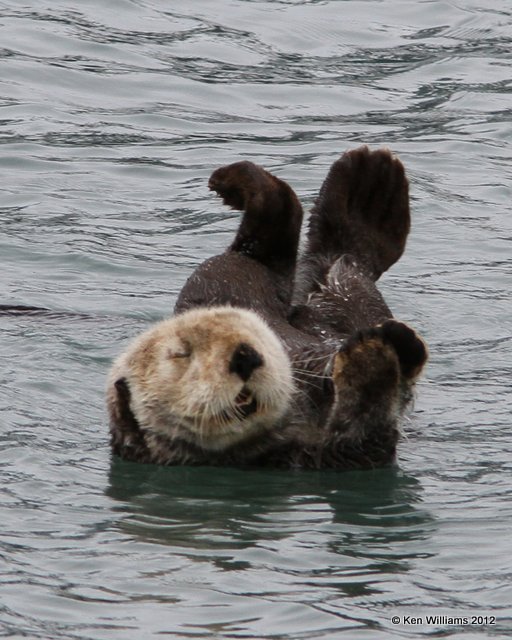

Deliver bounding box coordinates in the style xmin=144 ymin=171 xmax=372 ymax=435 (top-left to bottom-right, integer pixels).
xmin=1 ymin=1 xmax=511 ymax=638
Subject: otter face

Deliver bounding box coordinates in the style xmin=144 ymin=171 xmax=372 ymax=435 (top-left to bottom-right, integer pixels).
xmin=107 ymin=307 xmax=294 ymax=451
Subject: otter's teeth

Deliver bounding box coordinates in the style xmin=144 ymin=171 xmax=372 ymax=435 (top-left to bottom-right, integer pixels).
xmin=234 ymin=388 xmax=258 ymax=419
xmin=235 ymin=388 xmax=253 ymax=407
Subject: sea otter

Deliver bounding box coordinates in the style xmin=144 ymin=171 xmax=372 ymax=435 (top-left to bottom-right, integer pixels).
xmin=107 ymin=146 xmax=428 ymax=469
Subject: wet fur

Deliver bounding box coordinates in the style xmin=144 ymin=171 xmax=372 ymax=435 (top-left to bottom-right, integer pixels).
xmin=107 ymin=146 xmax=428 ymax=470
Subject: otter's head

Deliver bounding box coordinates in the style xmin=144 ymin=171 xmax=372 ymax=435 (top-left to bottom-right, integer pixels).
xmin=107 ymin=307 xmax=294 ymax=451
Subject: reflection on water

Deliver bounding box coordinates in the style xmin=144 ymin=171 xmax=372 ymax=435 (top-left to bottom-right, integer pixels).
xmin=1 ymin=0 xmax=512 ymax=637
xmin=107 ymin=459 xmax=432 ymax=551
xmin=105 ymin=460 xmax=436 ymax=635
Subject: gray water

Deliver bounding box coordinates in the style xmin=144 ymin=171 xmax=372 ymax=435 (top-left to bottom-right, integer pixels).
xmin=1 ymin=1 xmax=511 ymax=638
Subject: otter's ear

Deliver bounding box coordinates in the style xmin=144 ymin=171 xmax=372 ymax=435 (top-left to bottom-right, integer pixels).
xmin=208 ymin=160 xmax=303 ymax=274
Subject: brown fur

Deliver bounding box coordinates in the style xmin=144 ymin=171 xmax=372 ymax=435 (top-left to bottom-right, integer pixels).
xmin=107 ymin=146 xmax=428 ymax=470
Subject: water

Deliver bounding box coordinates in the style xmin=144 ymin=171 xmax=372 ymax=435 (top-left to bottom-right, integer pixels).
xmin=1 ymin=0 xmax=511 ymax=638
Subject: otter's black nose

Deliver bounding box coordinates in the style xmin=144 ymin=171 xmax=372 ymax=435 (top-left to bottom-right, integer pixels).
xmin=229 ymin=343 xmax=264 ymax=382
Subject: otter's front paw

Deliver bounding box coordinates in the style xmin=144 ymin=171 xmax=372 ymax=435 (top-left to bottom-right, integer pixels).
xmin=328 ymin=321 xmax=427 ymax=432
xmin=333 ymin=328 xmax=401 ymax=404
xmin=335 ymin=320 xmax=427 ymax=383
xmin=375 ymin=320 xmax=428 ymax=379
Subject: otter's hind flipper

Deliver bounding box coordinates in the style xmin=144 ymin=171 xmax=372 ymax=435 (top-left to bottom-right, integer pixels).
xmin=299 ymin=146 xmax=410 ymax=295
xmin=209 ymin=161 xmax=303 ymax=275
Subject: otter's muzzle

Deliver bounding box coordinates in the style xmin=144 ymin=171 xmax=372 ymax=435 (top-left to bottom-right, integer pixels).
xmin=229 ymin=343 xmax=264 ymax=382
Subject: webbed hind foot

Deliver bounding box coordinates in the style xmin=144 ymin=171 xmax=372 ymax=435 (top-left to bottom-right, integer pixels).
xmin=209 ymin=160 xmax=303 ymax=274
xmin=299 ymin=146 xmax=410 ymax=298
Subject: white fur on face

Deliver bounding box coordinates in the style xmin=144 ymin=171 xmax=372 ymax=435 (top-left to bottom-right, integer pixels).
xmin=107 ymin=307 xmax=294 ymax=450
